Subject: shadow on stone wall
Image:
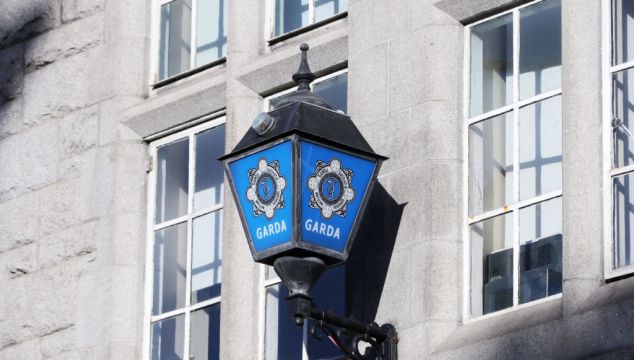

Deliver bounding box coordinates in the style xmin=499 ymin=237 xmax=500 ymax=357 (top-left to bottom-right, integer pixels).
xmin=345 ymin=182 xmax=406 ymax=324
xmin=0 ymin=1 xmax=59 ymax=103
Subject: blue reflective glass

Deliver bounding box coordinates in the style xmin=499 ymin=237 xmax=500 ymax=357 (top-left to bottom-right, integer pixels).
xmin=300 ymin=141 xmax=376 ymax=252
xmin=228 ymin=141 xmax=294 ymax=253
xmin=265 ymin=284 xmax=303 ymax=359
xmin=190 ymin=304 xmax=221 ymax=360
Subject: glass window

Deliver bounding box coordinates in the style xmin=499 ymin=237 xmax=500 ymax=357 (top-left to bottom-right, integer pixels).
xmin=519 ymin=0 xmax=562 ymax=100
xmin=148 ymin=120 xmax=225 ymax=360
xmin=158 ymin=0 xmax=227 ymax=81
xmin=468 ymin=112 xmax=514 ymax=216
xmin=466 ymin=0 xmax=562 ymax=318
xmin=273 ymin=0 xmax=347 ymax=37
xmin=612 ymin=0 xmax=634 ymax=66
xmin=469 ymin=14 xmax=513 ymax=117
xmin=262 ymin=71 xmax=349 ymax=359
xmin=608 ymin=0 xmax=634 ymax=275
xmin=268 ymin=71 xmax=348 ymax=112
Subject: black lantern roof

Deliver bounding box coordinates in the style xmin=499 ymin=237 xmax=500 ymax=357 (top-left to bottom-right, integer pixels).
xmin=220 ymin=44 xmax=387 ymax=162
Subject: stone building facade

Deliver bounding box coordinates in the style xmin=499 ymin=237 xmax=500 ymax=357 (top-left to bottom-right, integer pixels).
xmin=1 ymin=0 xmax=634 ymax=359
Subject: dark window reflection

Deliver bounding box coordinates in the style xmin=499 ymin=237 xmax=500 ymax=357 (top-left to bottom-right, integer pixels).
xmin=313 ymin=74 xmax=348 ymax=113
xmin=156 ymin=138 xmax=190 ymax=223
xmin=190 ymin=305 xmax=221 ymax=360
xmin=159 ymin=0 xmax=192 ymax=80
xmin=275 ymin=0 xmax=309 ymax=36
xmin=269 ymin=73 xmax=348 ymax=113
xmin=614 ymin=173 xmax=634 ymax=269
xmin=152 ymin=315 xmax=185 ymax=360
xmin=307 ymin=265 xmax=346 ymax=359
xmin=265 ymin=284 xmax=303 ymax=359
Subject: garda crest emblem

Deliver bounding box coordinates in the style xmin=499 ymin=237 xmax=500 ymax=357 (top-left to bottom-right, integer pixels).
xmin=307 ymin=159 xmax=355 ymax=219
xmin=246 ymin=159 xmax=286 ymax=219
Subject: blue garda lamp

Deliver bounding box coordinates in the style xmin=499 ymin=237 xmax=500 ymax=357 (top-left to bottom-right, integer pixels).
xmin=220 ymin=44 xmax=397 ymax=359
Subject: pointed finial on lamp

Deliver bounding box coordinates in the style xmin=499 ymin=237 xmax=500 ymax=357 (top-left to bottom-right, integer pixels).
xmin=293 ymin=43 xmax=316 ymax=91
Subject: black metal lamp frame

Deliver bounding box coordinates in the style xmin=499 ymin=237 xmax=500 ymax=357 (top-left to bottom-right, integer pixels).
xmin=274 ymin=256 xmax=398 ymax=360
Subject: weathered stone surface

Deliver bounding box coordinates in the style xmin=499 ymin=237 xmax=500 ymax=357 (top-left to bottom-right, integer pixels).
xmin=25 ymin=12 xmax=104 ymax=72
xmin=0 ymin=257 xmax=91 ymax=348
xmin=39 ymin=325 xmax=75 ymax=358
xmin=0 ymin=43 xmax=25 ymax=101
xmin=38 ymin=220 xmax=97 ymax=269
xmin=369 ymin=0 xmax=411 ymax=44
xmin=58 ymin=106 xmax=99 ymax=158
xmin=0 ymin=190 xmax=39 ymax=254
xmin=0 ymin=243 xmax=38 ymax=279
xmin=22 ymin=47 xmax=104 ymax=124
xmin=98 ymin=96 xmax=142 ymax=145
xmin=389 ymin=25 xmax=462 ymax=114
xmin=0 ymin=98 xmax=25 ymax=140
xmin=411 ymin=100 xmax=462 ymax=161
xmin=348 ymin=42 xmax=388 ymax=122
xmin=411 ymin=240 xmax=461 ymax=323
xmin=0 ymin=338 xmax=42 ymax=360
xmin=361 ymin=109 xmax=411 ymax=175
xmin=0 ymin=121 xmax=59 ymax=203
xmin=61 ymin=0 xmax=104 ymax=23
xmin=0 ymin=0 xmax=61 ymax=49
xmin=39 ymin=177 xmax=98 ymax=237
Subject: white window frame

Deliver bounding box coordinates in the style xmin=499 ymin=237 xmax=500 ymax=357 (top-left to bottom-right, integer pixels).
xmin=257 ymin=69 xmax=348 ymax=360
xmin=602 ymin=0 xmax=634 ymax=280
xmin=462 ymin=0 xmax=563 ymax=321
xmin=150 ymin=0 xmax=227 ymax=85
xmin=142 ymin=116 xmax=226 ymax=360
xmin=265 ymin=0 xmax=348 ymax=41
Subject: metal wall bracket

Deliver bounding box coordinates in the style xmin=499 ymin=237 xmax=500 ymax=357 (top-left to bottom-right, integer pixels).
xmin=286 ymin=296 xmax=398 ymax=360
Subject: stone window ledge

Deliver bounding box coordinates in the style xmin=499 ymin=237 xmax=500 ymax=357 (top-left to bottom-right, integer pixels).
xmin=435 ymin=295 xmax=562 ymax=352
xmin=123 ymin=74 xmax=227 ymax=140
xmin=434 ymin=0 xmax=534 ymax=24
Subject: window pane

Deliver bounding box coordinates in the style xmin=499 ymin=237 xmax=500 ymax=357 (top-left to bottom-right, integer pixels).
xmin=275 ymin=0 xmax=309 ymax=36
xmin=190 ymin=305 xmax=221 ymax=360
xmin=470 ymin=213 xmax=513 ymax=317
xmin=470 ymin=14 xmax=513 ymax=117
xmin=519 ymin=198 xmax=562 ymax=304
xmin=196 ymin=0 xmax=227 ymax=66
xmin=151 ymin=315 xmax=185 ymax=360
xmin=264 ymin=284 xmax=303 ymax=360
xmin=519 ymin=0 xmax=561 ymax=100
xmin=613 ymin=173 xmax=634 ymax=269
xmin=194 ymin=125 xmax=225 ymax=211
xmin=613 ymin=68 xmax=634 ymax=168
xmin=313 ymin=73 xmax=348 ymax=113
xmin=519 ymin=96 xmax=562 ymax=200
xmin=192 ymin=211 xmax=223 ymax=304
xmin=156 ymin=138 xmax=189 ymax=223
xmin=159 ymin=0 xmax=192 ymax=80
xmin=612 ymin=0 xmax=634 ymax=65
xmin=153 ymin=223 xmax=188 ymax=315
xmin=265 ymin=266 xmax=279 ymax=280
xmin=314 ymin=0 xmax=348 ymax=23
xmin=268 ymin=94 xmax=289 ymax=111
xmin=306 ymin=265 xmax=345 ymax=358
xmin=469 ymin=112 xmax=514 ymax=216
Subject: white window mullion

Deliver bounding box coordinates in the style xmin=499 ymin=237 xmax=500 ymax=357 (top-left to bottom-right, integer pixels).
xmin=183 ymin=133 xmax=196 ymax=359
xmin=190 ymin=0 xmax=198 ymax=70
xmin=257 ymin=265 xmax=267 ymax=360
xmin=603 ymin=0 xmax=615 ymax=277
xmin=462 ymin=24 xmax=472 ymax=321
xmin=512 ymin=8 xmax=521 ymax=308
xmin=308 ymin=0 xmax=316 ymax=25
